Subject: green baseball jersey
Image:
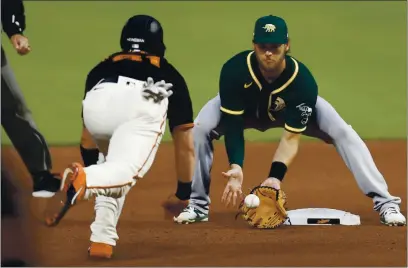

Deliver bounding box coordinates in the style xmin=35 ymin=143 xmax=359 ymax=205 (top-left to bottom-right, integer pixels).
xmin=219 ymin=50 xmax=318 ymax=167
xmin=219 ymin=50 xmax=318 ymax=133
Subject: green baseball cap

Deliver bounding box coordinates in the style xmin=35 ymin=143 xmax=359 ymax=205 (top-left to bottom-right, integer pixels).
xmin=253 ymin=15 xmax=289 ymax=44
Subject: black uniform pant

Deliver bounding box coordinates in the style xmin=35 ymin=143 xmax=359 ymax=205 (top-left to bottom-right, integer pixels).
xmin=1 ymin=46 xmax=52 ymax=177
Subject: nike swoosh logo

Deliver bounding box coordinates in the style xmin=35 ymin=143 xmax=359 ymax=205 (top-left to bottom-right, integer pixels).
xmin=244 ymin=82 xmax=253 ymax=88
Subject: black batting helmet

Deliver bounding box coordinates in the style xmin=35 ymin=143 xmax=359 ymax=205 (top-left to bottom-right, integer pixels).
xmin=120 ymin=15 xmax=166 ymax=57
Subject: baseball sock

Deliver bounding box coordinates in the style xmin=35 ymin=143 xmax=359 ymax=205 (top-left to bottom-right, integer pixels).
xmin=175 ymin=181 xmax=191 ymax=200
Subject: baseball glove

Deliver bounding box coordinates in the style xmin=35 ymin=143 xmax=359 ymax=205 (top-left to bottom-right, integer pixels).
xmin=237 ymin=185 xmax=288 ymax=229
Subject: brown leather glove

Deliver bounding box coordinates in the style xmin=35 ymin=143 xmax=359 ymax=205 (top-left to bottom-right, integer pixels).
xmin=238 ymin=185 xmax=288 ymax=229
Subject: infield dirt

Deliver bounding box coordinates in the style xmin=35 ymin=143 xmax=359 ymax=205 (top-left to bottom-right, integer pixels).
xmin=1 ymin=140 xmax=406 ymax=266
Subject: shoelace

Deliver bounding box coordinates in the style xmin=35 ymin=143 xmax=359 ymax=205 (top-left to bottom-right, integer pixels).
xmin=184 ymin=206 xmax=204 ymax=216
xmin=383 ymin=208 xmax=399 ymax=216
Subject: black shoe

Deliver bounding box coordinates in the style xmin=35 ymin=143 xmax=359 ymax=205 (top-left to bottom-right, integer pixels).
xmin=32 ymin=171 xmax=61 ymax=198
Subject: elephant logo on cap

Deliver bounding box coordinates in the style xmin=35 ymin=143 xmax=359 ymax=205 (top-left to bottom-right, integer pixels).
xmin=262 ymin=24 xmax=276 ymax=32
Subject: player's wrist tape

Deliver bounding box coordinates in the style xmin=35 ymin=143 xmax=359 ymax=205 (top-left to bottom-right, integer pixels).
xmin=268 ymin=161 xmax=288 ymax=181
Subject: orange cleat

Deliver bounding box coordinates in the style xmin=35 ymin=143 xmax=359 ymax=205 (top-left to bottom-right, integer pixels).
xmin=44 ymin=163 xmax=87 ymax=227
xmin=88 ymin=242 xmax=113 ymax=259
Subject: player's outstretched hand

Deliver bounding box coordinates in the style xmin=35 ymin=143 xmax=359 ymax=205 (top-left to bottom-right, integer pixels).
xmin=221 ymin=164 xmax=244 ymax=207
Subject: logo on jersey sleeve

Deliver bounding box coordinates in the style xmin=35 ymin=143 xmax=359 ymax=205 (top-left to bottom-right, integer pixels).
xmin=296 ymin=103 xmax=313 ymax=125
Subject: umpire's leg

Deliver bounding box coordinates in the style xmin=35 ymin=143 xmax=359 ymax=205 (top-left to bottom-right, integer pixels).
xmin=1 ymin=46 xmax=58 ymax=196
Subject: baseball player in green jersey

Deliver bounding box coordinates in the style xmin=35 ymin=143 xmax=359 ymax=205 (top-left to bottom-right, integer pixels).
xmin=174 ymin=15 xmax=406 ymax=226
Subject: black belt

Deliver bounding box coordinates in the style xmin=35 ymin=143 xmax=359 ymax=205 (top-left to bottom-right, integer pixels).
xmin=91 ymin=76 xmax=120 ymax=91
xmin=100 ymin=76 xmax=119 ymax=84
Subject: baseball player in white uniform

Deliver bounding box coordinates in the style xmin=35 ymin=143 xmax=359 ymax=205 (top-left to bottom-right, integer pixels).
xmin=44 ymin=15 xmax=196 ymax=258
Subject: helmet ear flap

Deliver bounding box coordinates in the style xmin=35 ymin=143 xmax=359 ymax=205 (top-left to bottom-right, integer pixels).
xmin=120 ymin=18 xmax=131 ymax=51
xmin=120 ymin=32 xmax=126 ymax=51
xmin=153 ymin=41 xmax=166 ymax=57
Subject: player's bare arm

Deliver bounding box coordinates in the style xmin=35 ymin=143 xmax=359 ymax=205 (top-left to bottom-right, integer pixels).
xmin=261 ymin=130 xmax=301 ymax=189
xmin=163 ymin=66 xmax=195 ymax=206
xmin=172 ymin=126 xmax=195 ymax=184
xmin=262 ymin=97 xmax=316 ymax=189
xmin=165 ymin=72 xmax=194 ymax=187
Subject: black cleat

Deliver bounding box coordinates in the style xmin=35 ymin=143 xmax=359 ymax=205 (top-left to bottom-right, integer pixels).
xmin=32 ymin=172 xmax=61 ymax=198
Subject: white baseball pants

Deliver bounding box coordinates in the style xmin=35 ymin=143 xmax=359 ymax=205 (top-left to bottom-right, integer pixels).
xmin=90 ymin=154 xmax=127 ymax=246
xmin=80 ymin=76 xmax=168 ymax=245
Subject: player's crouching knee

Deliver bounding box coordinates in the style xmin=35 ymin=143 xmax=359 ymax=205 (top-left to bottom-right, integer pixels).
xmin=193 ymin=122 xmax=216 ymax=140
xmin=103 ymin=184 xmax=133 ymax=198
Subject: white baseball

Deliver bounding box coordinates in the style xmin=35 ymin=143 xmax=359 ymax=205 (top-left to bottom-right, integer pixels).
xmin=244 ymin=194 xmax=260 ymax=208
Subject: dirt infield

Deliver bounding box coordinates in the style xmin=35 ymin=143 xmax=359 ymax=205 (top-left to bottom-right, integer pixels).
xmin=1 ymin=140 xmax=407 ymax=267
